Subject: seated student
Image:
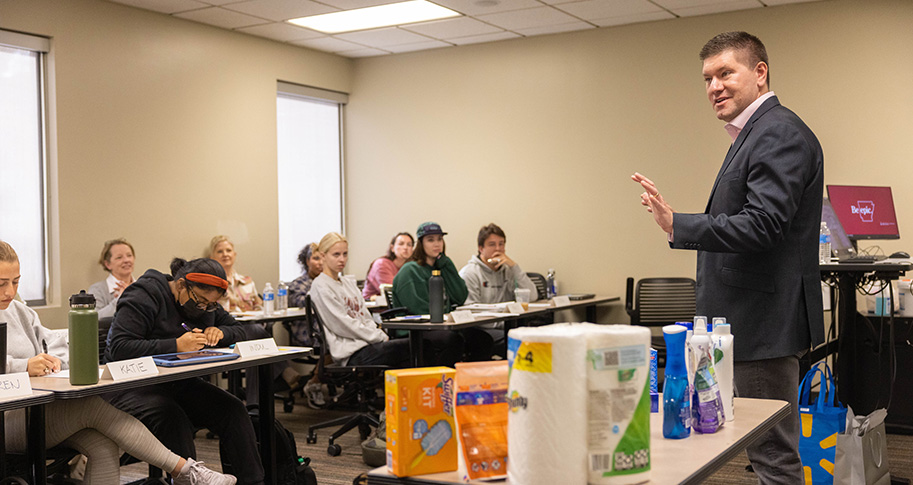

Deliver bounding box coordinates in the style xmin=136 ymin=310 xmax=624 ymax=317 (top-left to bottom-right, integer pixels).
xmin=209 ymin=235 xmax=262 ymax=312
xmin=310 ymin=232 xmax=461 ymax=367
xmin=0 ymin=240 xmax=234 ymax=485
xmin=88 ymin=238 xmax=136 ymax=319
xmin=104 ymin=257 xmax=265 ymax=485
xmin=287 ymin=243 xmax=326 ymax=408
xmin=392 ymin=222 xmax=493 ymax=361
xmin=459 ymin=223 xmax=538 ymax=304
xmin=362 ymin=232 xmax=414 ymax=300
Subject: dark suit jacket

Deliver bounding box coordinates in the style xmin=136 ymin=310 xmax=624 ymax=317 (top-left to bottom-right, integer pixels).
xmin=673 ymin=95 xmax=825 ymax=361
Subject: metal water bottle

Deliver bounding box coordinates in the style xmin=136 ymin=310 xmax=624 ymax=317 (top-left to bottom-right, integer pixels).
xmin=68 ymin=290 xmax=99 ymax=385
xmin=429 ymin=270 xmax=444 ymax=323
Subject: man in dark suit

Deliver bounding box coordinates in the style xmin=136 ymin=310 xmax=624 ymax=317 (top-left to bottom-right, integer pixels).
xmin=633 ymin=32 xmax=824 ymax=483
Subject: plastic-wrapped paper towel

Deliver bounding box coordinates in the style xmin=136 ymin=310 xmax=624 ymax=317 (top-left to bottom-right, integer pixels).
xmin=586 ymin=324 xmax=651 ymax=484
xmin=507 ymin=323 xmax=591 ymax=485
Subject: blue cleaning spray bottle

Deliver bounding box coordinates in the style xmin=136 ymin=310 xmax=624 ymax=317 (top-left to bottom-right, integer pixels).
xmin=662 ymin=324 xmax=691 ymax=439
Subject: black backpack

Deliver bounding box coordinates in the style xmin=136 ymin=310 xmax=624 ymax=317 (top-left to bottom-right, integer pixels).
xmin=221 ymin=404 xmax=317 ymax=485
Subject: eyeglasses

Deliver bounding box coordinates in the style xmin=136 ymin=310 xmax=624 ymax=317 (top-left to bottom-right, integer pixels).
xmin=187 ymin=285 xmax=220 ymax=312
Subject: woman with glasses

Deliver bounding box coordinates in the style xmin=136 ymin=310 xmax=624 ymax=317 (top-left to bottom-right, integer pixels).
xmin=105 ymin=257 xmax=266 ymax=485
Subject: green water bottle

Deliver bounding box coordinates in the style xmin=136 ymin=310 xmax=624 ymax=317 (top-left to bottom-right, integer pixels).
xmin=68 ymin=290 xmax=99 ymax=385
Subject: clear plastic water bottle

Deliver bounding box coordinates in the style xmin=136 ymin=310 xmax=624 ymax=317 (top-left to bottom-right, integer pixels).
xmin=819 ymin=221 xmax=832 ymax=263
xmin=262 ymin=282 xmax=275 ymax=315
xmin=277 ymin=280 xmax=288 ymax=314
xmin=546 ymin=268 xmax=557 ymax=299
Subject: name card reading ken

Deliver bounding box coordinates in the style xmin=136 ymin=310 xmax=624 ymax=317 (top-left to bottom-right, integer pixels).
xmin=234 ymin=338 xmax=280 ymax=357
xmin=450 ymin=310 xmax=476 ymax=324
xmin=553 ymin=295 xmax=571 ymax=307
xmin=0 ymin=372 xmax=34 ymax=398
xmin=507 ymin=302 xmax=526 ymax=314
xmin=103 ymin=356 xmax=159 ymax=381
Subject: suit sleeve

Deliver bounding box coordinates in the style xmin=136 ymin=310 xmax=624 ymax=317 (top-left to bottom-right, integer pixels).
xmin=673 ymin=121 xmax=817 ymax=253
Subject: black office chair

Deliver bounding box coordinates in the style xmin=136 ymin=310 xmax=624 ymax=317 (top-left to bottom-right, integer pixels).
xmin=302 ymin=295 xmax=388 ymax=456
xmin=277 ymin=314 xmax=322 ymax=412
xmin=527 ymin=272 xmax=549 ymax=301
xmin=625 ymin=277 xmax=697 ymax=379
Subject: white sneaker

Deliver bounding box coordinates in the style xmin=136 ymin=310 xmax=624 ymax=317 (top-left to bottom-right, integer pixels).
xmin=304 ymin=382 xmax=326 ymax=409
xmin=172 ymin=458 xmax=237 ymax=485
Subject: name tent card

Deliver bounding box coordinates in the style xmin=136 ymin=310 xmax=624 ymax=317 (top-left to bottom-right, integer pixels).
xmin=102 ymin=356 xmax=158 ymax=380
xmin=507 ymin=302 xmax=526 ymax=314
xmin=450 ymin=310 xmax=475 ymax=324
xmin=0 ymin=372 xmax=33 ymax=398
xmin=553 ymin=295 xmax=571 ymax=307
xmin=234 ymin=338 xmax=280 ymax=357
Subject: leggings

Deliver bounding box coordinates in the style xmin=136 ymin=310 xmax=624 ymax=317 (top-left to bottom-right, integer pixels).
xmin=4 ymin=395 xmax=181 ymax=485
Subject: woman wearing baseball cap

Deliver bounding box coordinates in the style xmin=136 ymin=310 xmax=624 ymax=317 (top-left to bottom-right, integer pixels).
xmin=392 ymin=222 xmax=493 ymax=360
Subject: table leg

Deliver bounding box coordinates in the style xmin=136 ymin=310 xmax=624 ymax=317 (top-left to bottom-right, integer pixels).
xmin=27 ymin=404 xmax=47 ymax=485
xmin=258 ymin=364 xmax=276 ymax=485
xmin=409 ymin=331 xmax=423 ymax=367
xmin=586 ymin=304 xmax=597 ymax=323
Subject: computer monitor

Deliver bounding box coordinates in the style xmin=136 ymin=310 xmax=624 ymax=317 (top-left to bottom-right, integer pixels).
xmin=826 ymin=185 xmax=900 ymax=240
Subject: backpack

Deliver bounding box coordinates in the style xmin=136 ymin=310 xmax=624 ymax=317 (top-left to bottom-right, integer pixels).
xmin=221 ymin=404 xmax=317 ymax=485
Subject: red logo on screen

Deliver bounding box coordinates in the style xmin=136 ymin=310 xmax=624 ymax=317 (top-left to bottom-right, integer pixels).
xmin=851 ymin=201 xmax=875 ymax=222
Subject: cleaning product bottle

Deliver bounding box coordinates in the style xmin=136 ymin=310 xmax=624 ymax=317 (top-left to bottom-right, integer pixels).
xmin=68 ymin=290 xmax=99 ymax=385
xmin=661 ymin=325 xmax=691 ymax=439
xmin=712 ymin=323 xmax=735 ymax=422
xmin=690 ymin=326 xmax=725 ymax=433
xmin=429 ymin=270 xmax=444 ymax=323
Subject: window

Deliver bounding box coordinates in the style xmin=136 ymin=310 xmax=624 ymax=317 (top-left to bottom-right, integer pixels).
xmin=276 ymin=82 xmax=347 ymax=282
xmin=0 ymin=30 xmax=50 ymax=304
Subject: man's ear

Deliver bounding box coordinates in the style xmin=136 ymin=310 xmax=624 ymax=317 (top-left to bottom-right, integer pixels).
xmin=755 ymin=61 xmax=769 ymax=89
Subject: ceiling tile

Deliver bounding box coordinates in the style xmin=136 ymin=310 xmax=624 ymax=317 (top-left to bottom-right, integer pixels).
xmin=198 ymin=0 xmax=244 ymax=5
xmin=235 ymin=22 xmax=325 ymax=41
xmin=291 ymin=36 xmax=368 ymax=52
xmin=476 ymin=6 xmax=580 ymax=31
xmin=335 ymin=27 xmax=433 ymax=47
xmin=668 ymin=0 xmax=761 ymax=17
xmin=651 ymin=0 xmax=755 ymax=8
xmin=449 ymin=31 xmax=520 ymax=45
xmin=554 ymin=0 xmax=662 ymax=20
xmin=514 ymin=20 xmax=594 ymax=36
xmin=762 ymin=0 xmax=820 ymax=5
xmin=337 ymin=47 xmax=392 ymax=57
xmin=107 ymin=0 xmax=210 ymax=14
xmin=589 ymin=10 xmax=673 ymax=26
xmin=430 ymin=0 xmax=543 ymax=16
xmin=222 ymin=0 xmax=337 ymax=22
xmin=314 ymin=0 xmax=400 ymax=9
xmin=174 ymin=6 xmax=269 ymax=28
xmin=400 ymin=17 xmax=503 ymax=39
xmin=385 ymin=39 xmax=453 ymax=53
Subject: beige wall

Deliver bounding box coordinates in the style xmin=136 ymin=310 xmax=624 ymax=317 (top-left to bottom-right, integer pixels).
xmin=4 ymin=0 xmax=912 ymax=327
xmin=344 ymin=0 xmax=913 ymax=323
xmin=1 ymin=0 xmax=353 ymax=326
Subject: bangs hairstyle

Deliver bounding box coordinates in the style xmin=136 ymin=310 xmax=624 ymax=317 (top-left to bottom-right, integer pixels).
xmin=170 ymin=257 xmax=228 ymax=295
xmin=318 ymin=232 xmax=347 ymax=256
xmin=0 ymin=240 xmax=19 ymax=264
xmin=700 ymin=31 xmax=770 ymax=86
xmin=98 ymin=238 xmax=135 ymax=271
xmin=476 ymin=223 xmax=505 ymax=252
xmin=297 ymin=243 xmax=319 ymax=270
xmin=411 ymin=235 xmax=446 ymax=267
xmin=207 ymin=235 xmax=233 ymax=258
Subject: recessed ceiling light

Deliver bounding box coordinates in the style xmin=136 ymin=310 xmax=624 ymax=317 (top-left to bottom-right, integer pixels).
xmin=288 ymin=0 xmax=461 ymax=34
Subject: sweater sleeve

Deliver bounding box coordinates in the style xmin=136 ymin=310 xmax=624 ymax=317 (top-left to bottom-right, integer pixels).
xmin=105 ymin=285 xmax=177 ymax=361
xmin=392 ymin=264 xmax=427 ymax=314
xmin=459 ymin=263 xmax=483 ymax=305
xmin=438 ymin=255 xmax=468 ymax=307
xmin=211 ymin=308 xmax=251 ymax=345
xmin=510 ymin=264 xmax=539 ymax=302
xmin=312 ymin=281 xmax=386 ymax=344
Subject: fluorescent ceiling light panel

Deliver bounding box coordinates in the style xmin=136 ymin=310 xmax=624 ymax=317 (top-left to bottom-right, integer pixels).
xmin=288 ymin=0 xmax=461 ymax=34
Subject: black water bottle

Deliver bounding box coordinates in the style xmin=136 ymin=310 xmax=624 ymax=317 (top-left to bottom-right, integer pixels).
xmin=429 ymin=270 xmax=444 ymax=323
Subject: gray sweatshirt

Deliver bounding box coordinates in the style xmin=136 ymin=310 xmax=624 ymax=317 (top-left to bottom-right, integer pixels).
xmin=310 ymin=273 xmax=387 ymax=365
xmin=459 ymin=255 xmax=538 ymax=305
xmin=2 ymin=300 xmax=69 ymax=373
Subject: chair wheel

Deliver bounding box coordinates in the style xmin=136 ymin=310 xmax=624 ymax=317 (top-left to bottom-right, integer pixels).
xmin=283 ymin=400 xmax=294 ymax=413
xmin=359 ymin=423 xmax=372 ymax=440
xmin=327 ymin=443 xmax=342 ymax=456
xmin=307 ymin=434 xmax=317 ymax=444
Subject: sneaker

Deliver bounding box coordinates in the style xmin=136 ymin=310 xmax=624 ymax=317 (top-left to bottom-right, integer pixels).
xmin=304 ymin=382 xmax=326 ymax=409
xmin=172 ymin=458 xmax=237 ymax=485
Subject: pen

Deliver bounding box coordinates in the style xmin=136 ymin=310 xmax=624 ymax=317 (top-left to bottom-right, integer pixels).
xmin=181 ymin=323 xmax=192 ymax=332
xmin=42 ymin=339 xmax=48 ymax=354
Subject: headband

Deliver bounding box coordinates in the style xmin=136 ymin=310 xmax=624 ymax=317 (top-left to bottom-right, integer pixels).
xmin=185 ymin=272 xmax=229 ymax=290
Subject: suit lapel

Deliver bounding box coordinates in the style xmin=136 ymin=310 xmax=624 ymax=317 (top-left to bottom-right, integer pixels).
xmin=703 ymin=96 xmax=781 ymax=213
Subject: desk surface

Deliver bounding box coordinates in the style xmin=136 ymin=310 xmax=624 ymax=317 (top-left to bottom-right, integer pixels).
xmin=231 ymin=308 xmax=308 ymax=323
xmin=30 ymin=347 xmax=311 ymax=399
xmin=0 ymin=390 xmax=54 ymax=412
xmin=381 ymin=295 xmax=619 ymax=331
xmin=367 ymin=397 xmax=789 ymax=485
xmin=820 ymin=260 xmax=912 ymax=272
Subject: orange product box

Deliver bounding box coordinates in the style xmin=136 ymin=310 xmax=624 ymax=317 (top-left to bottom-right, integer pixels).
xmin=385 ymin=367 xmax=457 ymax=477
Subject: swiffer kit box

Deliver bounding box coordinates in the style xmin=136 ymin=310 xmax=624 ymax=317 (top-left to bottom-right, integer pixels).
xmin=385 ymin=367 xmax=457 ymax=477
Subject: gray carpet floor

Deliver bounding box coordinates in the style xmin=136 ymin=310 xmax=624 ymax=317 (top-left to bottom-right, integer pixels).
xmin=121 ymin=401 xmax=913 ymax=484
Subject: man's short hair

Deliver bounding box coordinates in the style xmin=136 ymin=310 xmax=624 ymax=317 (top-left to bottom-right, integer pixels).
xmin=477 ymin=223 xmax=506 ymax=248
xmin=700 ymin=31 xmax=769 ymax=86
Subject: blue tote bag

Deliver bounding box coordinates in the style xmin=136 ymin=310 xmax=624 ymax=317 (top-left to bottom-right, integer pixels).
xmin=798 ymin=362 xmax=847 ymax=485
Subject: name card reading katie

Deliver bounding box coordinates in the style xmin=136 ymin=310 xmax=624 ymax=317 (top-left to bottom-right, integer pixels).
xmin=0 ymin=372 xmax=33 ymax=398
xmin=102 ymin=357 xmax=159 ymax=380
xmin=507 ymin=302 xmax=526 ymax=314
xmin=450 ymin=310 xmax=475 ymax=324
xmin=553 ymin=295 xmax=571 ymax=307
xmin=234 ymin=338 xmax=280 ymax=357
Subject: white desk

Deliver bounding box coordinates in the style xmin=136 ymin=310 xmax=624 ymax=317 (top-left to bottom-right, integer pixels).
xmin=367 ymin=397 xmax=789 ymax=485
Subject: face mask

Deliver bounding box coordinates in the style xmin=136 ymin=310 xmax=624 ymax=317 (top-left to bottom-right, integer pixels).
xmin=177 ymin=286 xmax=206 ymax=320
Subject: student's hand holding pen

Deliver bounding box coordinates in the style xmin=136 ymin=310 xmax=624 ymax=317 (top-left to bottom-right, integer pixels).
xmin=27 ymin=353 xmax=62 ymax=377
xmin=177 ymin=324 xmax=208 ymax=352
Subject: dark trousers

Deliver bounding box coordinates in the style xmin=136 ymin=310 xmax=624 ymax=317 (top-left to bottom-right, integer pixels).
xmin=107 ymin=377 xmax=265 ymax=485
xmin=347 ymin=330 xmax=463 ymax=367
xmin=734 ymin=355 xmax=803 ymax=485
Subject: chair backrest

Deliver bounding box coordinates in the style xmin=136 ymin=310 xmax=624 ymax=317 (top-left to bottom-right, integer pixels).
xmin=527 ymin=272 xmax=548 ymax=301
xmin=382 ymin=285 xmax=395 ymax=308
xmin=625 ymin=277 xmax=696 ymax=327
xmin=304 ymin=294 xmax=334 ymax=376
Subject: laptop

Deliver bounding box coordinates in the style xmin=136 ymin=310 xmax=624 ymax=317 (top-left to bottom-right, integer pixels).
xmin=152 ymin=350 xmax=240 ymax=367
xmin=822 ymin=198 xmax=886 ymax=263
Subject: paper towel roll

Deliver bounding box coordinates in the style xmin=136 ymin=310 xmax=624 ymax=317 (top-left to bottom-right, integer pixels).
xmin=586 ymin=325 xmax=651 ymax=485
xmin=507 ymin=323 xmax=591 ymax=485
